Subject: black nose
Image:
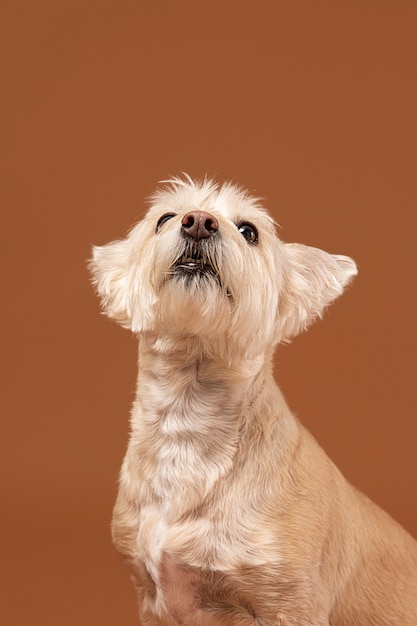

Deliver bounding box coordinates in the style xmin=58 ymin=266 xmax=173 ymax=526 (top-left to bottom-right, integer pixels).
xmin=181 ymin=211 xmax=219 ymax=241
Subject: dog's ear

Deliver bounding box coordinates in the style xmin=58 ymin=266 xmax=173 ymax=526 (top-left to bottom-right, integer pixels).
xmin=89 ymin=238 xmax=137 ymax=328
xmin=278 ymin=243 xmax=357 ymax=342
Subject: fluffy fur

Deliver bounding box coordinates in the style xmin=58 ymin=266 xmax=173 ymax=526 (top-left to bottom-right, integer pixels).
xmin=90 ymin=176 xmax=417 ymax=625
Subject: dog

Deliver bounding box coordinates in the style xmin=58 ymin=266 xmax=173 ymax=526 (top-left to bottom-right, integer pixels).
xmin=90 ymin=176 xmax=417 ymax=625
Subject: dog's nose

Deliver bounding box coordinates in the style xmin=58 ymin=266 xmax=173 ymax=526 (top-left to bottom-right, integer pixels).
xmin=181 ymin=211 xmax=219 ymax=240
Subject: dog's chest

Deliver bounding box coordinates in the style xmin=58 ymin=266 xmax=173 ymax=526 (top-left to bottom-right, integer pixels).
xmin=136 ymin=502 xmax=282 ymax=624
xmin=133 ymin=488 xmax=282 ymax=626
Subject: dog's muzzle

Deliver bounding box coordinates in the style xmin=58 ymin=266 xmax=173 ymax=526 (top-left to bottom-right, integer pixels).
xmin=170 ymin=211 xmax=220 ymax=280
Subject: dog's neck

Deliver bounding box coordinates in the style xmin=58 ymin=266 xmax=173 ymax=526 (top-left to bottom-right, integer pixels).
xmin=130 ymin=332 xmax=270 ymax=515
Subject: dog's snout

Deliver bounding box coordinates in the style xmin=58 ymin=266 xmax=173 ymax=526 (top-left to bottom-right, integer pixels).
xmin=181 ymin=211 xmax=219 ymax=241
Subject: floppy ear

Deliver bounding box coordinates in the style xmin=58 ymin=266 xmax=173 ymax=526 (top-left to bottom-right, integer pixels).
xmin=278 ymin=243 xmax=357 ymax=342
xmin=89 ymin=238 xmax=137 ymax=328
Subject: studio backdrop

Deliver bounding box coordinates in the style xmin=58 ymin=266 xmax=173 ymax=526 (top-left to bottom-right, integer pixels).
xmin=1 ymin=1 xmax=416 ymax=625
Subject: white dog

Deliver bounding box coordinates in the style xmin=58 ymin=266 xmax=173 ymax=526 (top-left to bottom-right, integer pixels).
xmin=90 ymin=176 xmax=417 ymax=625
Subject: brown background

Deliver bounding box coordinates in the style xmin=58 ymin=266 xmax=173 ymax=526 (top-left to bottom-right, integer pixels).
xmin=1 ymin=0 xmax=416 ymax=624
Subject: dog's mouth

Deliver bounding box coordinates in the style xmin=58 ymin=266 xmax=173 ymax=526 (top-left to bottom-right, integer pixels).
xmin=174 ymin=256 xmax=213 ymax=273
xmin=171 ymin=242 xmax=218 ymax=278
xmin=169 ymin=241 xmax=228 ymax=287
xmin=166 ymin=242 xmax=233 ymax=299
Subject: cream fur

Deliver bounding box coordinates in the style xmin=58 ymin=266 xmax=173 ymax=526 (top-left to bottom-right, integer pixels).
xmin=90 ymin=176 xmax=417 ymax=625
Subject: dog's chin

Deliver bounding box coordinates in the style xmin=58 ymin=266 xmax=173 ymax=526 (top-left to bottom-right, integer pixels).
xmin=155 ymin=265 xmax=232 ymax=340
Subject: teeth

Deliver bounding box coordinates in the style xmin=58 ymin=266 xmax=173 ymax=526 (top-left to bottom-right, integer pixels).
xmin=181 ymin=255 xmax=204 ymax=264
xmin=174 ymin=246 xmax=212 ymax=268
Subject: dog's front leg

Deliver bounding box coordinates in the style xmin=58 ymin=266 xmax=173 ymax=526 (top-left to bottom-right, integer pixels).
xmin=111 ymin=483 xmax=162 ymax=624
xmin=133 ymin=588 xmax=161 ymax=626
xmin=115 ymin=552 xmax=161 ymax=625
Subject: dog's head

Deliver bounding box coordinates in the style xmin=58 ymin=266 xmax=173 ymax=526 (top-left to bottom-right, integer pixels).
xmin=90 ymin=177 xmax=357 ymax=357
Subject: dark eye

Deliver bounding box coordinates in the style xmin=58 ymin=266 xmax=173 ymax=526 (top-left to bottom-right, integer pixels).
xmin=156 ymin=213 xmax=176 ymax=232
xmin=237 ymin=222 xmax=258 ymax=244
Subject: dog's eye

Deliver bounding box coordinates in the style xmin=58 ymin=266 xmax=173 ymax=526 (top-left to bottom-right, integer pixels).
xmin=156 ymin=213 xmax=176 ymax=232
xmin=237 ymin=222 xmax=258 ymax=244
